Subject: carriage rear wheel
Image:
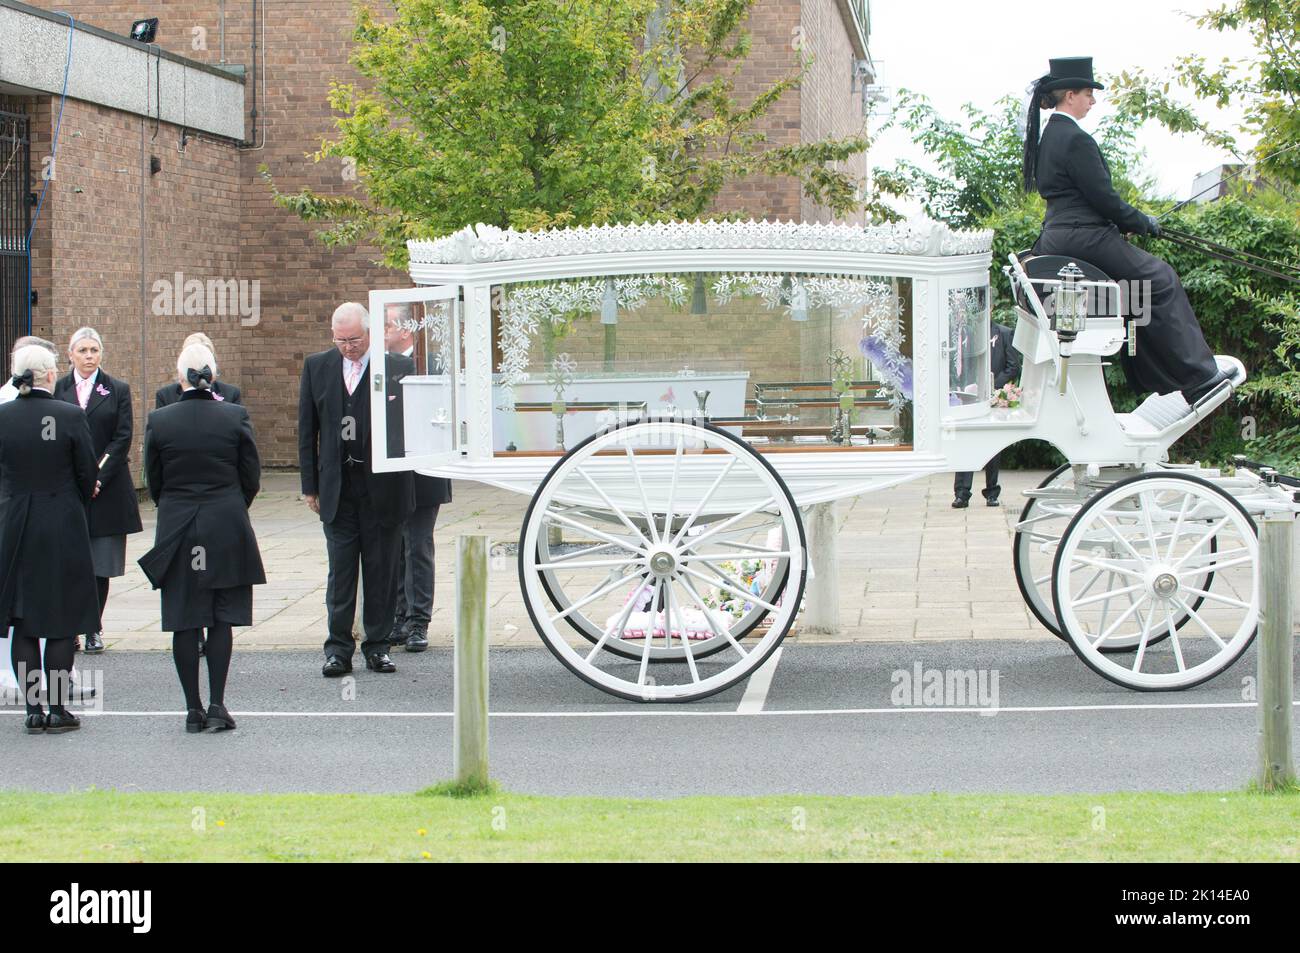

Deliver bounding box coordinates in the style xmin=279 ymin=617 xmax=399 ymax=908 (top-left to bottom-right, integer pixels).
xmin=1051 ymin=471 xmax=1258 ymax=691
xmin=519 ymin=417 xmax=806 ymax=702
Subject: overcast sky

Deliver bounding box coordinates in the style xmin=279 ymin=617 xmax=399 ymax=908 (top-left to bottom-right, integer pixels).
xmin=866 ymin=0 xmax=1258 ymax=205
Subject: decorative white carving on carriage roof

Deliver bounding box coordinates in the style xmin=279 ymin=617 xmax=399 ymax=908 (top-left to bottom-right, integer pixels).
xmin=408 ymin=217 xmax=994 ymax=265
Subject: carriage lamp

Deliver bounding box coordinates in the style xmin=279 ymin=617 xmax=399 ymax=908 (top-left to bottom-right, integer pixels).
xmin=1052 ymin=262 xmax=1088 ymax=394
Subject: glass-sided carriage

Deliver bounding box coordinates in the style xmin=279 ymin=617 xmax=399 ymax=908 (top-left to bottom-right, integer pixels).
xmin=366 ymin=218 xmax=1298 ymax=702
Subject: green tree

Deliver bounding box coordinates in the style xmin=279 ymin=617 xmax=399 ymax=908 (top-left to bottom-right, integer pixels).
xmin=266 ymin=0 xmax=871 ymax=269
xmin=1107 ymin=0 xmax=1300 ymax=188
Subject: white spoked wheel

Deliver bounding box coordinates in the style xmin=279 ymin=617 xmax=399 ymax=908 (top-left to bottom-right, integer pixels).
xmin=1014 ymin=464 xmax=1199 ymax=652
xmin=1052 ymin=472 xmax=1259 ymax=691
xmin=519 ymin=417 xmax=806 ymax=702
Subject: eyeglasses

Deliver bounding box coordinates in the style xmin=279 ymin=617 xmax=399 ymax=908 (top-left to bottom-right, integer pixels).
xmin=332 ymin=336 xmax=366 ymax=347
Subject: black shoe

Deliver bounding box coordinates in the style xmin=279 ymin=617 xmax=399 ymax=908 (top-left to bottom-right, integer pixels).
xmin=45 ymin=709 xmax=81 ymax=734
xmin=1183 ymin=369 xmax=1231 ymax=405
xmin=985 ymin=497 xmax=1000 ymax=507
xmin=364 ymin=653 xmax=397 ymax=673
xmin=186 ymin=708 xmax=208 ymax=734
xmin=205 ymin=703 xmax=236 ymax=732
xmin=84 ymin=632 xmax=105 ymax=654
xmin=403 ymin=630 xmax=429 ymax=653
xmin=322 ymin=656 xmax=353 ymax=678
xmin=23 ymin=713 xmax=45 ymax=734
xmin=951 ymin=497 xmax=969 ymax=509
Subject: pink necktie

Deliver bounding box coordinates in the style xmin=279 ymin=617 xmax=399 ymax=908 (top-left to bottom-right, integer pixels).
xmin=345 ymin=361 xmax=361 ymax=395
xmin=77 ymin=377 xmax=92 ymax=409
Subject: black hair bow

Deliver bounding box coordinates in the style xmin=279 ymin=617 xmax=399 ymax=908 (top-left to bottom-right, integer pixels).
xmin=186 ymin=365 xmax=213 ymax=389
xmin=10 ymin=370 xmax=33 ymax=390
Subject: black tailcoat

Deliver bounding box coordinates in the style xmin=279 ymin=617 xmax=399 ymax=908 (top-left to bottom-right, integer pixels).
xmin=1031 ymin=113 xmax=1219 ymax=395
xmin=138 ymin=390 xmax=267 ymax=604
xmin=155 ymin=379 xmax=242 ymax=409
xmin=297 ymin=348 xmax=415 ymax=528
xmin=52 ymin=369 xmax=144 ymax=537
xmin=0 ymin=391 xmax=101 ymax=638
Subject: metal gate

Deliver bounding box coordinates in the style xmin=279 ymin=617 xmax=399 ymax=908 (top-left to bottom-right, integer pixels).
xmin=0 ymin=108 xmax=31 ymax=361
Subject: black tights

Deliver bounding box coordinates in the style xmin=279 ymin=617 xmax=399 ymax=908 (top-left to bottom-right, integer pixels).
xmin=96 ymin=576 xmax=110 ymax=630
xmin=10 ymin=635 xmax=76 ymax=716
xmin=173 ymin=624 xmax=232 ymax=711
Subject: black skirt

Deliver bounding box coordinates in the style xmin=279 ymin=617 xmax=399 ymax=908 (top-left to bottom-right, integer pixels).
xmin=159 ymin=548 xmax=253 ymax=632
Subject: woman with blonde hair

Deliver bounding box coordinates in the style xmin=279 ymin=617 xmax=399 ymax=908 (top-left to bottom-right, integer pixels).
xmin=0 ymin=345 xmax=100 ymax=733
xmin=140 ymin=343 xmax=265 ymax=732
xmin=53 ymin=327 xmax=143 ymax=653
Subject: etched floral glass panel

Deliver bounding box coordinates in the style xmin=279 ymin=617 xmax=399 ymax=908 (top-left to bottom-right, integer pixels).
xmin=947 ymin=286 xmax=990 ymax=408
xmin=381 ymin=296 xmax=458 ymax=459
xmin=489 ymin=272 xmax=913 ymax=454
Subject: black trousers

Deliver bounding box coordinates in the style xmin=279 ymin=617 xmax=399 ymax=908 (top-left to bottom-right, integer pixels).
xmin=394 ymin=504 xmax=438 ymax=634
xmin=955 ymin=456 xmax=1001 ymax=502
xmin=1033 ymin=224 xmax=1219 ymax=397
xmin=321 ymin=466 xmax=403 ymax=660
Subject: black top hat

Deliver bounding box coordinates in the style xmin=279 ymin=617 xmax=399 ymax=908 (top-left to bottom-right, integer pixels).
xmin=1038 ymin=56 xmax=1104 ymax=93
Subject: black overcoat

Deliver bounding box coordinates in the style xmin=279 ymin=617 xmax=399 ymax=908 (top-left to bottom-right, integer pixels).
xmin=0 ymin=391 xmax=101 ymax=638
xmin=139 ymin=390 xmax=266 ymax=595
xmin=52 ymin=369 xmax=145 ymax=537
xmin=156 ymin=379 xmax=242 ymax=409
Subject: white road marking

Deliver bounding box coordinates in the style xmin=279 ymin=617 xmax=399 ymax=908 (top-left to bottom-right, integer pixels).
xmin=736 ymin=646 xmax=783 ymax=714
xmin=1 ymin=700 xmax=1295 ymax=718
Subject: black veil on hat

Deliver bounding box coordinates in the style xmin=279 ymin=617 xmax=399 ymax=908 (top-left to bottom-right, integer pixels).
xmin=1022 ymin=56 xmax=1104 ymax=192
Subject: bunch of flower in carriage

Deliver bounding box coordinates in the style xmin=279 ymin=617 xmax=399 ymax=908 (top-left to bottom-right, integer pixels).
xmin=991 ymin=382 xmax=1023 ymax=409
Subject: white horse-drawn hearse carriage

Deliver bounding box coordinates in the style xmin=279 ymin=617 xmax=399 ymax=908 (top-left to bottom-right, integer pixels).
xmin=366 ymin=218 xmax=1299 ymax=702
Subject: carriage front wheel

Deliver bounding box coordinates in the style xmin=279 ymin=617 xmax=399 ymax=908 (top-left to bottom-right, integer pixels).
xmin=519 ymin=417 xmax=807 ymax=702
xmin=1051 ymin=471 xmax=1259 ymax=691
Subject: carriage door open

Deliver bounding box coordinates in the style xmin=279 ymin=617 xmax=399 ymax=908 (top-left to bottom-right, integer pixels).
xmin=367 ymin=285 xmax=463 ymax=474
xmin=940 ymin=281 xmax=993 ymax=422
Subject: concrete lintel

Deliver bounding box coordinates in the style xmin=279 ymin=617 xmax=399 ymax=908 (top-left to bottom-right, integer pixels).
xmin=0 ymin=0 xmax=245 ymax=140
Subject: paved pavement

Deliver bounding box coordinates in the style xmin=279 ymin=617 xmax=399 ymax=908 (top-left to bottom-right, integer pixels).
xmin=99 ymin=469 xmax=1057 ymax=651
xmin=1 ymin=643 xmax=1294 ymax=796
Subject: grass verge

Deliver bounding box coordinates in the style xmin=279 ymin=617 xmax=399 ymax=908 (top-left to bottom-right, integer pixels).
xmin=1 ymin=787 xmax=1297 ymax=861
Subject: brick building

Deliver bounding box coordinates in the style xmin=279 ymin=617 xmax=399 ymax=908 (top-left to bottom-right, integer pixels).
xmin=0 ymin=0 xmax=873 ymax=469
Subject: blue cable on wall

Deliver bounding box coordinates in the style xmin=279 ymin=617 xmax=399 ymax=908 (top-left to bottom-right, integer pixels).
xmin=26 ymin=13 xmax=76 ymax=335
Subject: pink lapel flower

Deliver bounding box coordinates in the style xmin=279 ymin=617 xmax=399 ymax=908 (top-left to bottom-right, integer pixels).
xmin=213 ymin=392 xmax=225 ymax=402
xmin=95 ymin=383 xmax=110 ymax=397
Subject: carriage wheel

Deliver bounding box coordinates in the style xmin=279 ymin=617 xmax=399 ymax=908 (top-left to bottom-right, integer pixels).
xmin=1051 ymin=472 xmax=1258 ymax=691
xmin=1014 ymin=465 xmax=1209 ymax=652
xmin=519 ymin=417 xmax=806 ymax=702
xmin=534 ymin=508 xmax=790 ymax=662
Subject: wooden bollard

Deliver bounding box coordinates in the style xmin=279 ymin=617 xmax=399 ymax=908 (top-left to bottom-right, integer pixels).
xmin=455 ymin=535 xmax=490 ymax=790
xmin=1257 ymin=516 xmax=1295 ymax=792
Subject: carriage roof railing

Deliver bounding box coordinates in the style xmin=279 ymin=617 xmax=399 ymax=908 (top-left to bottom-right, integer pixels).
xmin=405 ymin=218 xmax=995 ymax=285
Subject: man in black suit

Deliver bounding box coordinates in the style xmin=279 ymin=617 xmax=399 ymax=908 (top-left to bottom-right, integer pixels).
xmin=155 ymin=332 xmax=242 ymax=408
xmin=953 ymin=321 xmax=1022 ymax=508
xmin=383 ymin=304 xmax=453 ymax=652
xmin=299 ymin=302 xmax=414 ymax=676
xmin=1023 ymin=56 xmax=1223 ymax=403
